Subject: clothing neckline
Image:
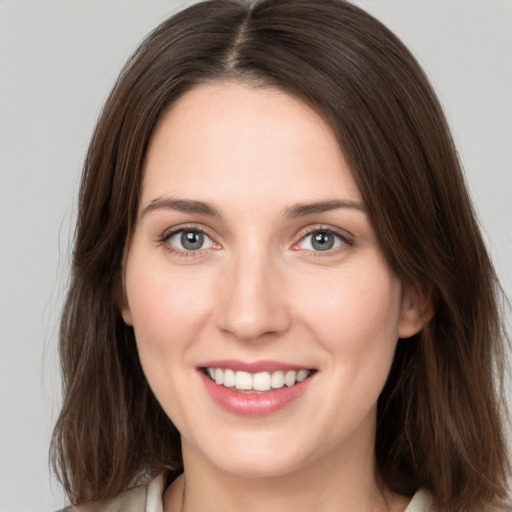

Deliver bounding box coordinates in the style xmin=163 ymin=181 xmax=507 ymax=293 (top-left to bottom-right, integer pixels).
xmin=145 ymin=473 xmax=433 ymax=512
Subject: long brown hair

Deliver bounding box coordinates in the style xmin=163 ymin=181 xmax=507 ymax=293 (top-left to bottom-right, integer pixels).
xmin=51 ymin=1 xmax=511 ymax=510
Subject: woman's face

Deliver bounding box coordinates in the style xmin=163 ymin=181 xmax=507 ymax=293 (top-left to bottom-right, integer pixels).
xmin=120 ymin=83 xmax=422 ymax=478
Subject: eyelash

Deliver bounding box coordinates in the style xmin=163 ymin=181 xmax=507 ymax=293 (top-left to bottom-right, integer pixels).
xmin=158 ymin=225 xmax=216 ymax=258
xmin=158 ymin=225 xmax=354 ymax=258
xmin=294 ymin=227 xmax=354 ymax=257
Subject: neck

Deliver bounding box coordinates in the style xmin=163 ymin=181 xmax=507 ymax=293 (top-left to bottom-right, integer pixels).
xmin=164 ymin=436 xmax=408 ymax=512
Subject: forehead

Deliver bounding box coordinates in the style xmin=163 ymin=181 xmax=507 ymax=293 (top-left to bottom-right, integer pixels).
xmin=141 ymin=82 xmax=361 ymax=209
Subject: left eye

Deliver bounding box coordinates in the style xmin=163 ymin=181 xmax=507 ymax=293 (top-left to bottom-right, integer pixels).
xmin=298 ymin=230 xmax=345 ymax=252
xmin=168 ymin=230 xmax=214 ymax=251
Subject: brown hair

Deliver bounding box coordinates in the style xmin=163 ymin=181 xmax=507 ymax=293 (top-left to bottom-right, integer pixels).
xmin=51 ymin=1 xmax=511 ymax=510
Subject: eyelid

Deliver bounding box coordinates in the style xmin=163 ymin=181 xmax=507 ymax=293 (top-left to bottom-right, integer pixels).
xmin=157 ymin=223 xmax=353 ymax=257
xmin=158 ymin=223 xmax=220 ymax=256
xmin=292 ymin=225 xmax=354 ymax=254
xmin=160 ymin=223 xmax=208 ymax=242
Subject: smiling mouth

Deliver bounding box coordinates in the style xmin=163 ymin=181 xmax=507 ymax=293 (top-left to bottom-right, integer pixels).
xmin=203 ymin=367 xmax=315 ymax=394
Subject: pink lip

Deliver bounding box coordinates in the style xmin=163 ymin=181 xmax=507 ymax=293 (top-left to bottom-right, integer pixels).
xmin=199 ymin=359 xmax=311 ymax=373
xmin=199 ymin=369 xmax=315 ymax=417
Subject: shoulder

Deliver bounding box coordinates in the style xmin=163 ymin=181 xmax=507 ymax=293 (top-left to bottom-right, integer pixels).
xmin=57 ymin=473 xmax=165 ymax=512
xmin=58 ymin=485 xmax=146 ymax=512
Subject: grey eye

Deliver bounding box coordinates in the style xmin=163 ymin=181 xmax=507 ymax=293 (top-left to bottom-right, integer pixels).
xmin=298 ymin=231 xmax=343 ymax=252
xmin=169 ymin=230 xmax=213 ymax=251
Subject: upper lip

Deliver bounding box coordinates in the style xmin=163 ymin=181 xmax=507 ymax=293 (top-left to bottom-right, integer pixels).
xmin=198 ymin=359 xmax=313 ymax=373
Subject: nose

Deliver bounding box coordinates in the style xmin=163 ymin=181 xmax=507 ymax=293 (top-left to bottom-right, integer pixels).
xmin=215 ymin=247 xmax=291 ymax=342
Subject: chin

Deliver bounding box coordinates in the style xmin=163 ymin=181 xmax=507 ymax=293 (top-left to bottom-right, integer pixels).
xmin=209 ymin=451 xmax=308 ymax=479
xmin=184 ymin=427 xmax=321 ymax=480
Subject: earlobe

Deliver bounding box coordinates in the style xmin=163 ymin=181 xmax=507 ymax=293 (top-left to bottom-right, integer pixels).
xmin=120 ymin=303 xmax=133 ymax=326
xmin=114 ymin=274 xmax=133 ymax=326
xmin=398 ymin=286 xmax=434 ymax=339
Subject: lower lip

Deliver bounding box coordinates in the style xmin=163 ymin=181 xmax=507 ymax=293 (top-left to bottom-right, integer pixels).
xmin=200 ymin=371 xmax=313 ymax=417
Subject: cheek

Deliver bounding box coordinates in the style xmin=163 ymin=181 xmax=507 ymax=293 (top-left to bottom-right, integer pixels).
xmin=297 ymin=262 xmax=402 ymax=431
xmin=295 ymin=260 xmax=402 ymax=359
xmin=124 ymin=255 xmax=214 ymax=360
xmin=124 ymin=256 xmax=217 ymax=428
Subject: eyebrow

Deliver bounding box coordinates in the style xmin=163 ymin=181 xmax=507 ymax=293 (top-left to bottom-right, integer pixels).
xmin=141 ymin=197 xmax=365 ymax=219
xmin=141 ymin=198 xmax=221 ymax=218
xmin=284 ymin=199 xmax=365 ymax=218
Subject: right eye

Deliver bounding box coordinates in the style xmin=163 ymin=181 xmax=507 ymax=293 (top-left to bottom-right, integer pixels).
xmin=166 ymin=229 xmax=215 ymax=252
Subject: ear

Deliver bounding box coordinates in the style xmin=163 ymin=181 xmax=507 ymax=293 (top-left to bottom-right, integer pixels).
xmin=398 ymin=285 xmax=434 ymax=339
xmin=114 ymin=272 xmax=133 ymax=326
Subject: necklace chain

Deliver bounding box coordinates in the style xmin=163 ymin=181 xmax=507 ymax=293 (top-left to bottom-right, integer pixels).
xmin=180 ymin=476 xmax=186 ymax=512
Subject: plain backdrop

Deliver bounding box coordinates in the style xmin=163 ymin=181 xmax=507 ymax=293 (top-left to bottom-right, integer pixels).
xmin=0 ymin=1 xmax=511 ymax=511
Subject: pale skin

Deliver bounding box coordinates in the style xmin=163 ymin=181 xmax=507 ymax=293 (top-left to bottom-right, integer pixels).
xmin=120 ymin=82 xmax=427 ymax=512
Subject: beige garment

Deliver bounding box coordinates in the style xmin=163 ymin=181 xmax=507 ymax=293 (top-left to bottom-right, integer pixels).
xmin=61 ymin=476 xmax=160 ymax=512
xmin=66 ymin=473 xmax=435 ymax=512
xmin=405 ymin=488 xmax=435 ymax=512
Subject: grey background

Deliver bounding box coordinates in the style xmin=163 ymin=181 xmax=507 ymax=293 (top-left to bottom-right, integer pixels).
xmin=0 ymin=1 xmax=510 ymax=511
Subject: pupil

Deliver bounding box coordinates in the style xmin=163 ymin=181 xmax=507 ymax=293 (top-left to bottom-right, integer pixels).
xmin=181 ymin=231 xmax=204 ymax=250
xmin=312 ymin=232 xmax=334 ymax=251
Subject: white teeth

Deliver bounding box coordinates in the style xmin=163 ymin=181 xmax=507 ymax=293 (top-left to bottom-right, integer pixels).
xmin=223 ymin=368 xmax=235 ymax=387
xmin=253 ymin=372 xmax=271 ymax=391
xmin=206 ymin=367 xmax=311 ymax=391
xmin=296 ymin=369 xmax=309 ymax=382
xmin=284 ymin=370 xmax=296 ymax=387
xmin=271 ymin=371 xmax=285 ymax=389
xmin=235 ymin=371 xmax=252 ymax=390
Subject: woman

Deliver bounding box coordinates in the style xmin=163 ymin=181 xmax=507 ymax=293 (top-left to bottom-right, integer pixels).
xmin=51 ymin=1 xmax=511 ymax=511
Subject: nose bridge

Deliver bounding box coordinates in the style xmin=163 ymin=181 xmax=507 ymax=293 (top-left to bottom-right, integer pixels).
xmin=216 ymin=242 xmax=289 ymax=341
